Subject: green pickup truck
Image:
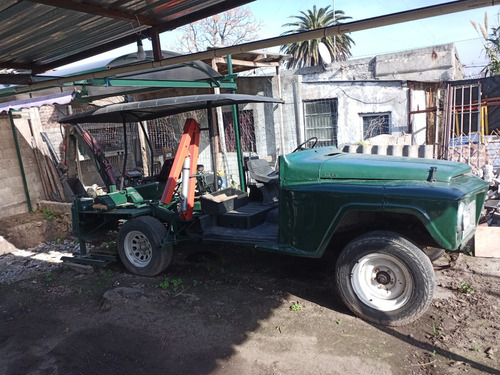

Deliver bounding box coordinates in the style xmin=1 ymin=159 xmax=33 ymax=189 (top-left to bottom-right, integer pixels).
xmin=63 ymin=94 xmax=488 ymax=326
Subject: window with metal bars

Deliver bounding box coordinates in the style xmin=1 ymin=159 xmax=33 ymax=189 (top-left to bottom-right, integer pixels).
xmin=303 ymin=99 xmax=338 ymax=147
xmin=361 ymin=113 xmax=390 ymax=140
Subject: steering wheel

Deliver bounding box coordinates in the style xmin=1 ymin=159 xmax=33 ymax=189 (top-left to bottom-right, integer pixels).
xmin=292 ymin=137 xmax=318 ymax=153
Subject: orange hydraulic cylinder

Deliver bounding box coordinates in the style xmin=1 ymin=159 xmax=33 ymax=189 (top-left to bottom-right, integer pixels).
xmin=160 ymin=118 xmax=200 ymax=220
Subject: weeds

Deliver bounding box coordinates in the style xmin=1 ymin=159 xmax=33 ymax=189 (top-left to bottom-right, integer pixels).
xmin=432 ymin=321 xmax=439 ymax=337
xmin=99 ymin=269 xmax=113 ymax=278
xmin=170 ymin=279 xmax=183 ymax=292
xmin=44 ymin=271 xmax=54 ymax=283
xmin=290 ymin=302 xmax=303 ymax=311
xmin=276 ymin=325 xmax=283 ymax=333
xmin=40 ymin=208 xmax=57 ymax=222
xmin=470 ymin=343 xmax=480 ymax=352
xmin=334 ymin=319 xmax=342 ymax=324
xmin=155 ymin=278 xmax=186 ymax=293
xmin=98 ymin=269 xmax=114 ymax=284
xmin=458 ymin=281 xmax=474 ymax=294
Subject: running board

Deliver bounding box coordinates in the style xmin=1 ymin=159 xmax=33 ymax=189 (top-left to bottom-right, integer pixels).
xmin=202 ymin=222 xmax=278 ymax=245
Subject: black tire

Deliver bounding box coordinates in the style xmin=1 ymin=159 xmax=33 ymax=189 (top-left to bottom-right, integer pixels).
xmin=117 ymin=216 xmax=172 ymax=276
xmin=335 ymin=231 xmax=435 ymax=326
xmin=423 ymin=247 xmax=445 ymax=262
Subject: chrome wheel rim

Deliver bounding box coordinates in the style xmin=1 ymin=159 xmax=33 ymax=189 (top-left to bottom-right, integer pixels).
xmin=123 ymin=230 xmax=152 ymax=267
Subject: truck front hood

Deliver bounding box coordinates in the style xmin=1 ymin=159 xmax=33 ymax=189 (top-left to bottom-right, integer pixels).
xmin=281 ymin=148 xmax=472 ymax=183
xmin=319 ymin=153 xmax=472 ymax=182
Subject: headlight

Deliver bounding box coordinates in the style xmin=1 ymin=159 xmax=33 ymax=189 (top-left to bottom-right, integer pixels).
xmin=457 ymin=202 xmax=465 ymax=232
xmin=458 ymin=200 xmax=476 ymax=236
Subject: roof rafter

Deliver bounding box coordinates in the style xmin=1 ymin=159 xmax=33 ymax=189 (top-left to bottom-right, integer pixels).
xmin=26 ymin=0 xmax=159 ymax=25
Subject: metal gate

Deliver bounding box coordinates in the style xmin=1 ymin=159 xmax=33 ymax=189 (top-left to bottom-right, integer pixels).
xmin=442 ymin=83 xmax=488 ymax=172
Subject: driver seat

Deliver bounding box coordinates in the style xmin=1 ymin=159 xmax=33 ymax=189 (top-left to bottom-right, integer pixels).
xmin=245 ymin=158 xmax=279 ymax=204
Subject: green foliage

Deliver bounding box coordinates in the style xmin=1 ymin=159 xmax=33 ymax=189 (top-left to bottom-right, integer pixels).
xmin=432 ymin=321 xmax=439 ymax=337
xmin=98 ymin=269 xmax=114 ymax=284
xmin=280 ymin=5 xmax=355 ymax=69
xmin=44 ymin=271 xmax=54 ymax=283
xmin=40 ymin=208 xmax=56 ymax=222
xmin=484 ymin=26 xmax=500 ymax=76
xmin=290 ymin=302 xmax=303 ymax=311
xmin=458 ymin=281 xmax=474 ymax=294
xmin=471 ymin=14 xmax=500 ymax=76
xmin=99 ymin=269 xmax=113 ymax=278
xmin=470 ymin=343 xmax=480 ymax=352
xmin=155 ymin=277 xmax=185 ymax=292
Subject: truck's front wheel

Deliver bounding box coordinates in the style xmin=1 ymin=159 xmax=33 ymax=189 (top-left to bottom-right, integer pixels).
xmin=336 ymin=231 xmax=435 ymax=326
xmin=117 ymin=216 xmax=172 ymax=276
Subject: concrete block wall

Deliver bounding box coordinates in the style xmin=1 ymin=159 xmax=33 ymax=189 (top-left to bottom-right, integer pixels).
xmin=38 ymin=105 xmax=65 ymax=162
xmin=342 ymin=144 xmax=435 ymax=159
xmin=0 ymin=112 xmax=46 ymax=218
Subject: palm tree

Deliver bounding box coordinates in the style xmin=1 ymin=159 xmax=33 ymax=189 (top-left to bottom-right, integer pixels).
xmin=280 ymin=5 xmax=354 ymax=69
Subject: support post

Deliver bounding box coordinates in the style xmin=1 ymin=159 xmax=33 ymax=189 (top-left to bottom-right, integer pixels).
xmin=227 ymin=54 xmax=246 ymax=191
xmin=8 ymin=110 xmax=32 ymax=212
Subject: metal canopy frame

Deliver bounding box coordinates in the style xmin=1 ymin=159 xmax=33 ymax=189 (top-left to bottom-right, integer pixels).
xmin=60 ymin=93 xmax=283 ymax=191
xmin=0 ymin=49 xmax=238 ymax=99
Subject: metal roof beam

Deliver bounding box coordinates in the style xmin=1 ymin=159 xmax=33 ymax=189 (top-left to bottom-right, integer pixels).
xmin=212 ymin=57 xmax=281 ymax=68
xmin=158 ymin=0 xmax=256 ymax=32
xmin=0 ymin=74 xmax=33 ymax=85
xmin=149 ymin=27 xmax=163 ymax=61
xmin=26 ymin=0 xmax=159 ymax=25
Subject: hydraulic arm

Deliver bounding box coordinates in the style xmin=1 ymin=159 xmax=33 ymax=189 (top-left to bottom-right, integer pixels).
xmin=160 ymin=118 xmax=200 ymax=220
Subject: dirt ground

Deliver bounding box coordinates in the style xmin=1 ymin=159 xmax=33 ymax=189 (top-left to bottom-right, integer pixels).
xmin=0 ymin=211 xmax=499 ymax=375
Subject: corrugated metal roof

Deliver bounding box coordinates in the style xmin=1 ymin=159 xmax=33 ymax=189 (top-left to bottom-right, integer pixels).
xmin=0 ymin=0 xmax=254 ymax=77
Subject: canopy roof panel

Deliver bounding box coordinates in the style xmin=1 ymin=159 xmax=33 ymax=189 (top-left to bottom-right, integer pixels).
xmin=59 ymin=93 xmax=283 ymax=123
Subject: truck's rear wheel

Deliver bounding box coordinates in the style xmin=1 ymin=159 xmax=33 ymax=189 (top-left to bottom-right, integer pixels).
xmin=117 ymin=216 xmax=172 ymax=276
xmin=335 ymin=231 xmax=435 ymax=326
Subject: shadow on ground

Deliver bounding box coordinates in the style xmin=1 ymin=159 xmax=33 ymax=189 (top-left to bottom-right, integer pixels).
xmin=1 ymin=241 xmax=499 ymax=374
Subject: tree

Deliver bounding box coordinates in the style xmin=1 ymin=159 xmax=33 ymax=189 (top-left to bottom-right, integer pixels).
xmin=280 ymin=5 xmax=354 ymax=69
xmin=174 ymin=6 xmax=262 ymax=53
xmin=471 ymin=13 xmax=500 ymax=76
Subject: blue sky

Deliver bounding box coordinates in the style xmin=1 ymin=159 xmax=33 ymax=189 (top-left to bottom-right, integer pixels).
xmin=238 ymin=0 xmax=500 ymax=75
xmin=61 ymin=1 xmax=500 ymax=76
